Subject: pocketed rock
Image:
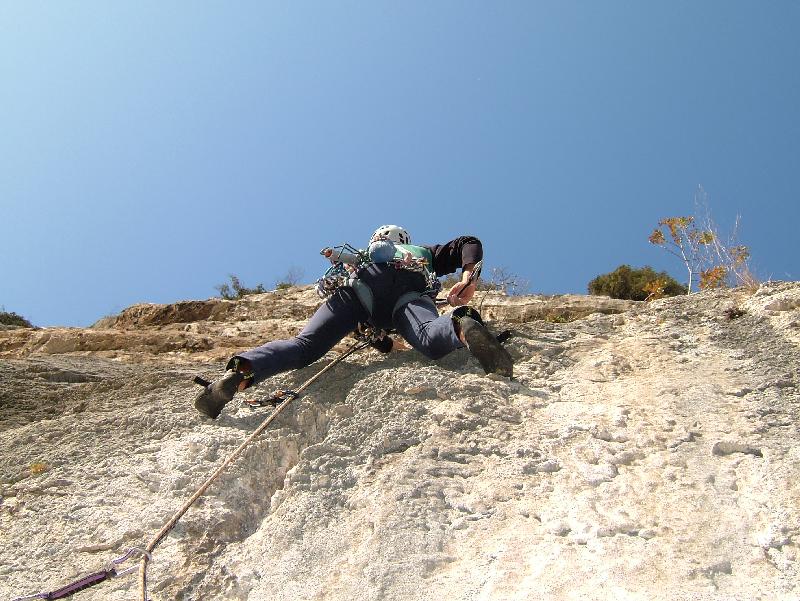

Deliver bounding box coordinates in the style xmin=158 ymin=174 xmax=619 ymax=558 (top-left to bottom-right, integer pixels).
xmin=1 ymin=282 xmax=799 ymax=600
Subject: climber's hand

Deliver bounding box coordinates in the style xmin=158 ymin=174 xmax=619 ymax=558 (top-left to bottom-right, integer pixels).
xmin=447 ymin=281 xmax=476 ymax=307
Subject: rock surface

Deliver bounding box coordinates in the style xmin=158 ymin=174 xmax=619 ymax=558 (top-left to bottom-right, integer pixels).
xmin=1 ymin=284 xmax=798 ymax=600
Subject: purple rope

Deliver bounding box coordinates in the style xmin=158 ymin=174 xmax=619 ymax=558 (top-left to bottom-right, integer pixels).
xmin=12 ymin=548 xmax=150 ymax=601
xmin=45 ymin=570 xmax=112 ymax=599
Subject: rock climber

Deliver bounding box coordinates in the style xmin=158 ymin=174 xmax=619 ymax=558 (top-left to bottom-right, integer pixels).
xmin=194 ymin=225 xmax=513 ymax=418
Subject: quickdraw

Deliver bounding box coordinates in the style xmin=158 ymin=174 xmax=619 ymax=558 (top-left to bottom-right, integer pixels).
xmin=12 ymin=548 xmax=151 ymax=601
xmin=243 ymin=331 xmax=379 ymax=410
xmin=316 ymin=244 xmax=368 ymax=299
xmin=243 ymin=388 xmax=297 ymax=409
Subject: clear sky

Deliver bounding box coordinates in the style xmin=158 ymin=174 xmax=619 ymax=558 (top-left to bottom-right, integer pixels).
xmin=1 ymin=2 xmax=798 ymax=327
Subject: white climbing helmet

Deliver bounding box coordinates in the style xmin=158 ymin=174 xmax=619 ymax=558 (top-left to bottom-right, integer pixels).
xmin=370 ymin=224 xmax=411 ymax=245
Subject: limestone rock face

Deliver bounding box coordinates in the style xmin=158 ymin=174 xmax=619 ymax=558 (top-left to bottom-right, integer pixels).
xmin=1 ymin=284 xmax=798 ymax=601
xmin=0 ymin=289 xmax=636 ymax=363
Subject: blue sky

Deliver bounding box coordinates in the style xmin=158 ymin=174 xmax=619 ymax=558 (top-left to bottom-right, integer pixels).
xmin=1 ymin=2 xmax=798 ymax=327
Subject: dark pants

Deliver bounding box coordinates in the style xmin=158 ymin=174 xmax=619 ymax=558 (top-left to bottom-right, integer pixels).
xmin=236 ymin=282 xmax=463 ymax=386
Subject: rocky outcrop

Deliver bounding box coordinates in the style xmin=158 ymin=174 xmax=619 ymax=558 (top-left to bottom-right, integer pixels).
xmin=477 ymin=291 xmax=638 ymax=322
xmin=1 ymin=284 xmax=798 ymax=600
xmin=0 ymin=289 xmax=637 ymax=363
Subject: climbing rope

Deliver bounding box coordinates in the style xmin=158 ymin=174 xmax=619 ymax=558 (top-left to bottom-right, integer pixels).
xmin=137 ymin=339 xmax=369 ymax=601
xmin=10 ymin=340 xmax=368 ymax=601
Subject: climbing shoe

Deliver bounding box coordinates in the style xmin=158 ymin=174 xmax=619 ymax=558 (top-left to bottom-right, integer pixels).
xmin=193 ymin=369 xmax=244 ymax=419
xmin=459 ymin=317 xmax=514 ymax=378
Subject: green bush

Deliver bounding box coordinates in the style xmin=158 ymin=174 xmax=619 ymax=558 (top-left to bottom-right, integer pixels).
xmin=215 ymin=275 xmax=266 ymax=300
xmin=588 ymin=265 xmax=686 ymax=301
xmin=0 ymin=307 xmax=33 ymax=327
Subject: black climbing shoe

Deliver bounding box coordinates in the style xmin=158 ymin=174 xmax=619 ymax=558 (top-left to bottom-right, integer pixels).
xmin=460 ymin=317 xmax=514 ymax=377
xmin=194 ymin=369 xmax=244 ymax=419
xmin=496 ymin=330 xmax=513 ymax=344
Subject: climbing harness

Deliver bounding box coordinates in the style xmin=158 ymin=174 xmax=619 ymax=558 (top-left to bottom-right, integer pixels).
xmin=12 ymin=548 xmax=151 ymax=601
xmin=135 ymin=339 xmax=369 ymax=601
xmin=316 ymin=241 xmax=442 ymax=324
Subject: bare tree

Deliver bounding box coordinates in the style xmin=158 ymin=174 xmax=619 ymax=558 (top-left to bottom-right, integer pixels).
xmin=274 ymin=266 xmax=305 ymax=289
xmin=649 ymin=186 xmax=757 ymax=292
